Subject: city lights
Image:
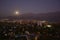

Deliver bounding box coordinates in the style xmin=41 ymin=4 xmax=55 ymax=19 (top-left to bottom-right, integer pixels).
xmin=47 ymin=25 xmax=52 ymax=27
xmin=42 ymin=21 xmax=46 ymax=23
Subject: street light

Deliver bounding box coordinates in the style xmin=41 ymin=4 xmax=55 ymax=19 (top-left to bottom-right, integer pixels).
xmin=47 ymin=25 xmax=52 ymax=27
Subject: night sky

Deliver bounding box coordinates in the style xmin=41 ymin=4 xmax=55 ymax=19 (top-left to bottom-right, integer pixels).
xmin=0 ymin=0 xmax=60 ymax=17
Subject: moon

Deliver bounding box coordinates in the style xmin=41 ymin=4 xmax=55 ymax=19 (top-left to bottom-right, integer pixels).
xmin=15 ymin=11 xmax=19 ymax=15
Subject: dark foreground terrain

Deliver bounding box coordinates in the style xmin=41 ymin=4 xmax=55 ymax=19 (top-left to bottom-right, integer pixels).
xmin=0 ymin=21 xmax=60 ymax=40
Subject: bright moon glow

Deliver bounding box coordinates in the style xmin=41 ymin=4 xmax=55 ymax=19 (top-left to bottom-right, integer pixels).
xmin=15 ymin=11 xmax=19 ymax=15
